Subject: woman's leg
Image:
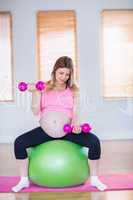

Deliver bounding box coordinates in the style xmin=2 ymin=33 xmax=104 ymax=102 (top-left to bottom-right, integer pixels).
xmin=63 ymin=132 xmax=107 ymax=191
xmin=12 ymin=127 xmax=53 ymax=192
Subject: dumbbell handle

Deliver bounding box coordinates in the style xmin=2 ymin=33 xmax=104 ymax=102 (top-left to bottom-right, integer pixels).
xmin=18 ymin=81 xmax=45 ymax=92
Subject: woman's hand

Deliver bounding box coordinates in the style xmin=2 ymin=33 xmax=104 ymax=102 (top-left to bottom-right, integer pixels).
xmin=28 ymin=83 xmax=37 ymax=92
xmin=72 ymin=125 xmax=81 ymax=134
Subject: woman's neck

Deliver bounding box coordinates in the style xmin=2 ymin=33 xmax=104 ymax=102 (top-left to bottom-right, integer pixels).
xmin=54 ymin=83 xmax=67 ymax=91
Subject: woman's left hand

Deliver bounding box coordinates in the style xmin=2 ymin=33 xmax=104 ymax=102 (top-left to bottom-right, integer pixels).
xmin=72 ymin=125 xmax=81 ymax=134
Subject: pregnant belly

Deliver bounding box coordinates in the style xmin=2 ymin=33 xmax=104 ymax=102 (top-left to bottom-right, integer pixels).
xmin=39 ymin=111 xmax=71 ymax=138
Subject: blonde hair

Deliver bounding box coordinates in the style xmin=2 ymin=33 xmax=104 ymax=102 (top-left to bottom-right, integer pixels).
xmin=45 ymin=56 xmax=79 ymax=94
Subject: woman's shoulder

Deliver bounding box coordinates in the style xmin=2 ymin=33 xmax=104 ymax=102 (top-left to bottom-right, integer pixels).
xmin=69 ymin=84 xmax=79 ymax=97
xmin=44 ymin=80 xmax=53 ymax=92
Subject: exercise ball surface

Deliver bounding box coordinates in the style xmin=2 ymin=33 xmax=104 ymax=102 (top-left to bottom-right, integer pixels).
xmin=29 ymin=140 xmax=89 ymax=187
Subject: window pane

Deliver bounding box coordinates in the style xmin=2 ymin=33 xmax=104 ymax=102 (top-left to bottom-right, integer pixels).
xmin=37 ymin=10 xmax=79 ymax=83
xmin=102 ymin=10 xmax=133 ymax=98
xmin=0 ymin=12 xmax=13 ymax=101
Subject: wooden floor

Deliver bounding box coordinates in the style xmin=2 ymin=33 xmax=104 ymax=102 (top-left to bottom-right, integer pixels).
xmin=0 ymin=140 xmax=133 ymax=200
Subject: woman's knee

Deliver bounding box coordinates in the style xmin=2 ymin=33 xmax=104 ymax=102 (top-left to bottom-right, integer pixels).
xmin=89 ymin=133 xmax=100 ymax=145
xmin=14 ymin=135 xmax=26 ymax=150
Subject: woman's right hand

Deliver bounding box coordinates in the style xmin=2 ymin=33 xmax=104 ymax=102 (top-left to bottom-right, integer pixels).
xmin=28 ymin=83 xmax=37 ymax=93
xmin=72 ymin=125 xmax=81 ymax=134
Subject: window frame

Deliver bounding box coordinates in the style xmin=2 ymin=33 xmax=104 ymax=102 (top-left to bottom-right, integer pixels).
xmin=101 ymin=9 xmax=133 ymax=100
xmin=36 ymin=10 xmax=79 ymax=85
xmin=0 ymin=11 xmax=14 ymax=102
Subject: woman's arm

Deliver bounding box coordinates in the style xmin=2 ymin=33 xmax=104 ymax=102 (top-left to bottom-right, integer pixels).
xmin=29 ymin=84 xmax=42 ymax=116
xmin=72 ymin=90 xmax=80 ymax=126
xmin=31 ymin=91 xmax=42 ymax=115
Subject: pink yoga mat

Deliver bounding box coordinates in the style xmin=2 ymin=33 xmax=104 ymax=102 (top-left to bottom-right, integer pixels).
xmin=0 ymin=173 xmax=133 ymax=193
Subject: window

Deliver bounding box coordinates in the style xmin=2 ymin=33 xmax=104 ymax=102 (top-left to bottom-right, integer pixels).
xmin=102 ymin=10 xmax=133 ymax=98
xmin=0 ymin=12 xmax=13 ymax=102
xmin=37 ymin=10 xmax=79 ymax=84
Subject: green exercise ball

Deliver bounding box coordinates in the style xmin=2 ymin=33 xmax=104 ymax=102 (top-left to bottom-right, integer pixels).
xmin=29 ymin=140 xmax=90 ymax=187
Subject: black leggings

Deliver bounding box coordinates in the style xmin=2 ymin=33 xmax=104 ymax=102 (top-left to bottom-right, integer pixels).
xmin=14 ymin=127 xmax=101 ymax=160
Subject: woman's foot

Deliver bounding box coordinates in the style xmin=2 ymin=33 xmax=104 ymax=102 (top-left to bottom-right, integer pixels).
xmin=90 ymin=176 xmax=107 ymax=191
xmin=11 ymin=176 xmax=30 ymax=192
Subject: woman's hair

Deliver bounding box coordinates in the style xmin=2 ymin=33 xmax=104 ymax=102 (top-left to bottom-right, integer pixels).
xmin=45 ymin=56 xmax=79 ymax=93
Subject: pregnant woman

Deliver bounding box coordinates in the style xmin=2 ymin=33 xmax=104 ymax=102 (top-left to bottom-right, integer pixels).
xmin=12 ymin=56 xmax=107 ymax=192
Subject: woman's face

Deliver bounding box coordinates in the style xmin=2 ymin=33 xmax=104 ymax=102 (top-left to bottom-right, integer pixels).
xmin=55 ymin=67 xmax=71 ymax=85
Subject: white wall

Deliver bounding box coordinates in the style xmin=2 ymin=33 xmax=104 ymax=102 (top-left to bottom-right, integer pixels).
xmin=0 ymin=0 xmax=133 ymax=143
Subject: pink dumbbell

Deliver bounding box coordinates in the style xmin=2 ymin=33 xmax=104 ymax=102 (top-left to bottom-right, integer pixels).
xmin=80 ymin=123 xmax=92 ymax=133
xmin=18 ymin=81 xmax=45 ymax=92
xmin=63 ymin=124 xmax=73 ymax=133
xmin=63 ymin=123 xmax=92 ymax=134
